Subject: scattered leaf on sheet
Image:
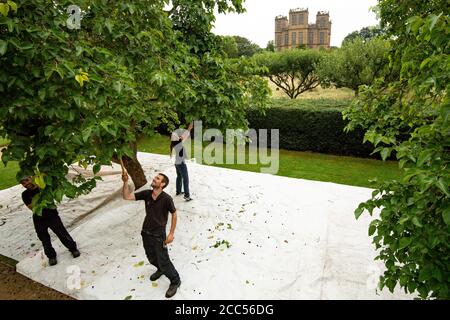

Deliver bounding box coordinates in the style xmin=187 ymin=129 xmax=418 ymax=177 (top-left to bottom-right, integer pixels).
xmin=152 ymin=282 xmax=158 ymax=287
xmin=124 ymin=295 xmax=132 ymax=300
xmin=134 ymin=261 xmax=145 ymax=267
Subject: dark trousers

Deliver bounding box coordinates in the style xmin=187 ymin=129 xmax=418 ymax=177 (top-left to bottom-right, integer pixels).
xmin=175 ymin=162 xmax=190 ymax=197
xmin=141 ymin=230 xmax=180 ymax=285
xmin=33 ymin=215 xmax=77 ymax=259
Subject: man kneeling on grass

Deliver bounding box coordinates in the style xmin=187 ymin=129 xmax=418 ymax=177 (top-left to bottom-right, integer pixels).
xmin=121 ymin=171 xmax=181 ymax=298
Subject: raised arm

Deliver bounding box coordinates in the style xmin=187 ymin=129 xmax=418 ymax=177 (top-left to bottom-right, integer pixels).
xmin=122 ymin=171 xmax=135 ymax=201
xmin=180 ymin=122 xmax=194 ymax=141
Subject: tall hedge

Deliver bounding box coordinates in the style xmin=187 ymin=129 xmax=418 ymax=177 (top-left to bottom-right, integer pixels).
xmin=247 ymin=100 xmax=376 ymax=158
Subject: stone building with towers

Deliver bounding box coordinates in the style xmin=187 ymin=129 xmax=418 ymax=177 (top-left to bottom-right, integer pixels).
xmin=275 ymin=8 xmax=331 ymax=51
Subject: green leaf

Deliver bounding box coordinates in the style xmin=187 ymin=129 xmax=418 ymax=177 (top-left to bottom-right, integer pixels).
xmin=412 ymin=217 xmax=423 ymax=228
xmin=0 ymin=3 xmax=9 ymax=17
xmin=133 ymin=261 xmax=144 ymax=267
xmin=399 ymin=237 xmax=412 ymax=249
xmin=100 ymin=121 xmax=117 ymax=137
xmin=368 ymin=220 xmax=377 ymax=236
xmin=75 ymin=46 xmax=84 ymax=56
xmin=380 ymin=148 xmax=391 ymax=161
xmin=34 ymin=174 xmax=46 ymax=189
xmin=105 ymin=19 xmax=114 ymax=33
xmin=354 ymin=205 xmax=364 ymax=219
xmin=442 ymin=207 xmax=450 ymax=226
xmin=7 ymin=1 xmax=17 ymax=13
xmin=436 ymin=178 xmax=449 ymax=197
xmin=428 ymin=13 xmax=442 ymax=31
xmin=75 ymin=75 xmax=84 ymax=87
xmin=0 ymin=40 xmax=7 ymax=55
xmin=5 ymin=18 xmax=14 ymax=32
xmin=82 ymin=128 xmax=92 ymax=142
xmin=113 ymin=82 xmax=122 ymax=93
xmin=124 ymin=295 xmax=132 ymax=300
xmin=93 ymin=163 xmax=101 ymax=175
xmin=417 ymin=150 xmax=432 ymax=167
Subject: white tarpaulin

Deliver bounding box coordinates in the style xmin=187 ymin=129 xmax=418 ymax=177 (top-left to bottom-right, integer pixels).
xmin=0 ymin=152 xmax=413 ymax=299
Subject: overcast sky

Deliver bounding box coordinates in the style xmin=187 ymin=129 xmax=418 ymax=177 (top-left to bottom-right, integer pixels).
xmin=212 ymin=0 xmax=380 ymax=48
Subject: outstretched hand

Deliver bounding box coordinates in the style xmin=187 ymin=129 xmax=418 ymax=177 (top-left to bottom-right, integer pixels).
xmin=121 ymin=171 xmax=129 ymax=183
xmin=120 ymin=159 xmax=128 ymax=182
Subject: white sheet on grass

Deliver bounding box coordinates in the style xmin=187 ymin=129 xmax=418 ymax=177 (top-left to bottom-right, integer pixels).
xmin=0 ymin=152 xmax=413 ymax=299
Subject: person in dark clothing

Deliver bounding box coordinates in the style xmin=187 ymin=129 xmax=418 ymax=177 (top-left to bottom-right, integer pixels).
xmin=170 ymin=122 xmax=194 ymax=201
xmin=20 ymin=176 xmax=80 ymax=266
xmin=121 ymin=170 xmax=181 ymax=298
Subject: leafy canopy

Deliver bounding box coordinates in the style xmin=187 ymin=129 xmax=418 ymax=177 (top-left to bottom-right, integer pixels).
xmin=0 ymin=0 xmax=269 ymax=213
xmin=345 ymin=0 xmax=449 ymax=299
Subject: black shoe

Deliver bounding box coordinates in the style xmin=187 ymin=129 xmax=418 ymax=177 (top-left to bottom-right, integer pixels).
xmin=49 ymin=258 xmax=57 ymax=266
xmin=150 ymin=270 xmax=164 ymax=281
xmin=184 ymin=196 xmax=193 ymax=201
xmin=71 ymin=249 xmax=80 ymax=258
xmin=176 ymin=192 xmax=184 ymax=196
xmin=165 ymin=281 xmax=181 ymax=298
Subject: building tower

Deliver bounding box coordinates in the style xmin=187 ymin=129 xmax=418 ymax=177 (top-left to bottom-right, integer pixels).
xmin=275 ymin=8 xmax=331 ymax=51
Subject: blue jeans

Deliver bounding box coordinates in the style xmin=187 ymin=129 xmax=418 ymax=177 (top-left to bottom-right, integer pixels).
xmin=175 ymin=162 xmax=189 ymax=197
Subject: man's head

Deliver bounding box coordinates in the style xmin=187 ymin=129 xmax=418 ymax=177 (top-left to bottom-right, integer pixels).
xmin=20 ymin=176 xmax=37 ymax=190
xmin=151 ymin=173 xmax=169 ymax=190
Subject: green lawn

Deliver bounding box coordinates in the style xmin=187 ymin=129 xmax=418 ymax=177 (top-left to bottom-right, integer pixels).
xmin=138 ymin=134 xmax=401 ymax=188
xmin=0 ymin=161 xmax=19 ymax=190
xmin=0 ymin=134 xmax=400 ymax=191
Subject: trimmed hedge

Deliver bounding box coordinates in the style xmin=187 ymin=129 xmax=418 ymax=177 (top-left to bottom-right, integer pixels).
xmin=247 ymin=99 xmax=377 ymax=158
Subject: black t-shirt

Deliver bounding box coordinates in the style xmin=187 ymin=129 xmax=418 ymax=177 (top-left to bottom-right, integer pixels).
xmin=135 ymin=189 xmax=176 ymax=232
xmin=21 ymin=188 xmax=58 ymax=218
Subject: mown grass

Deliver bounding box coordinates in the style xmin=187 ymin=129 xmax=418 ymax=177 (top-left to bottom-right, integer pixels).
xmin=0 ymin=161 xmax=19 ymax=190
xmin=0 ymin=96 xmax=400 ymax=191
xmin=0 ymin=134 xmax=400 ymax=191
xmin=266 ymin=79 xmax=355 ymax=101
xmin=138 ymin=134 xmax=400 ymax=188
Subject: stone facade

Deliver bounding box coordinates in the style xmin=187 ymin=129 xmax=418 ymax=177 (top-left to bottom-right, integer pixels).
xmin=275 ymin=8 xmax=331 ymax=51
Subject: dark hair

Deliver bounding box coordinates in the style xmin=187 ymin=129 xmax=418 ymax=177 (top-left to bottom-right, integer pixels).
xmin=19 ymin=175 xmax=31 ymax=182
xmin=158 ymin=173 xmax=169 ymax=189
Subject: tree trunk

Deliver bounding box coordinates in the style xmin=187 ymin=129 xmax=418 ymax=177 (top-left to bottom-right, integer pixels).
xmin=112 ymin=133 xmax=148 ymax=189
xmin=121 ymin=120 xmax=148 ymax=190
xmin=122 ymin=154 xmax=147 ymax=190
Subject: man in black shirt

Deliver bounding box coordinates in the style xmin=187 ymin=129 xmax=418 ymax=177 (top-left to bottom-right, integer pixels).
xmin=20 ymin=176 xmax=80 ymax=266
xmin=122 ymin=171 xmax=181 ymax=298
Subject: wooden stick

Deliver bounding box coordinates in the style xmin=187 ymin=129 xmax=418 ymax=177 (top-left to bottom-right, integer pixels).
xmin=119 ymin=158 xmax=126 ymax=173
